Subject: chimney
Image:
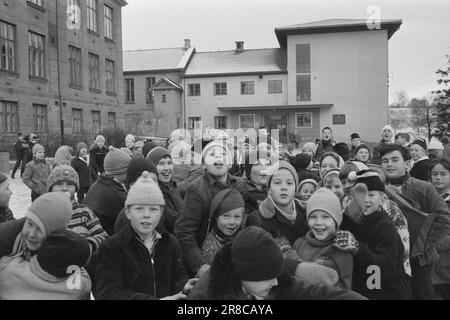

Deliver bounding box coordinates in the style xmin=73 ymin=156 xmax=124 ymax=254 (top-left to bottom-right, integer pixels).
xmin=235 ymin=41 xmax=244 ymax=53
xmin=184 ymin=39 xmax=191 ymax=50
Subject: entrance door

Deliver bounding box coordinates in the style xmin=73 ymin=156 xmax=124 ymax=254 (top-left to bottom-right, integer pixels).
xmin=263 ymin=114 xmax=287 ymax=144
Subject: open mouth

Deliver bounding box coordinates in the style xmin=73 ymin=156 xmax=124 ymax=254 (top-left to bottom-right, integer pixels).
xmin=141 ymin=222 xmax=152 ymax=227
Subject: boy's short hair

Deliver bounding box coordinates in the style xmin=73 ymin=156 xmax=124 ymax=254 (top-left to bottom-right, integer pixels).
xmin=380 ymin=144 xmax=410 ymax=161
xmin=322 ymin=127 xmax=332 ymax=133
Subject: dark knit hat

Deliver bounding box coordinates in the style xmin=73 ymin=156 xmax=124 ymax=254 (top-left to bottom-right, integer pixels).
xmin=268 ymin=161 xmax=299 ymax=192
xmin=209 ymin=188 xmax=245 ymax=221
xmin=32 ymin=143 xmax=44 ymax=155
xmin=126 ymin=158 xmax=158 ymax=188
xmin=354 ymin=143 xmax=371 ymax=156
xmin=292 ymin=153 xmax=312 ymax=171
xmin=0 ymin=173 xmax=7 ymax=184
xmin=104 ymin=148 xmax=132 ymax=175
xmin=355 ymin=170 xmax=385 ymax=192
xmin=350 ymin=133 xmax=360 ymax=140
xmin=142 ymin=141 xmax=158 ymax=158
xmin=47 ymin=164 xmax=80 ymax=191
xmin=411 ymin=139 xmax=427 ymax=151
xmin=334 ymin=142 xmax=351 ymax=162
xmin=147 ymin=146 xmax=171 ymax=165
xmin=37 ymin=229 xmax=90 ymax=278
xmin=231 ymin=226 xmax=283 ymax=281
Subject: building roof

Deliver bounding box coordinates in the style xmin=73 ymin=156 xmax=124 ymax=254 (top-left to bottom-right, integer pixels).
xmin=123 ymin=47 xmax=194 ymax=73
xmin=275 ymin=19 xmax=402 ymax=47
xmin=184 ymin=48 xmax=287 ymax=77
xmin=152 ymin=77 xmax=182 ymax=91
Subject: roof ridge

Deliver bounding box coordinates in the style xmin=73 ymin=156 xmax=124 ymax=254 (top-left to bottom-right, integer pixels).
xmin=124 ymin=47 xmax=185 ymax=52
xmin=196 ymin=47 xmax=282 ymax=54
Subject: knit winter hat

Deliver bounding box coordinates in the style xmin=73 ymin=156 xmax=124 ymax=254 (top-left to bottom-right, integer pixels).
xmin=306 ymin=188 xmax=342 ymax=226
xmin=147 ymin=147 xmax=171 ymax=165
xmin=428 ymin=139 xmax=444 ymax=151
xmin=37 ymin=229 xmax=90 ymax=278
xmin=302 ymin=142 xmax=317 ymax=154
xmin=350 ymin=133 xmax=360 ymax=140
xmin=104 ymin=148 xmax=132 ymax=175
xmin=25 ymin=193 xmax=73 ymax=237
xmin=209 ymin=188 xmax=245 ymax=220
xmin=126 ymin=158 xmax=158 ymax=188
xmin=334 ymin=143 xmax=351 ymax=162
xmin=299 ymin=179 xmax=318 ymax=191
xmin=125 ymin=171 xmax=165 ymax=207
xmin=0 ymin=173 xmax=7 ymax=184
xmin=355 ymin=170 xmax=385 ymax=192
xmin=268 ymin=161 xmax=299 ymax=192
xmin=47 ymin=164 xmax=80 ymax=191
xmin=32 ymin=143 xmax=44 ymax=155
xmin=53 ymin=146 xmax=73 ymax=167
xmin=381 ymin=125 xmax=394 ymax=135
xmin=354 ymin=144 xmax=371 ymax=157
xmin=142 ymin=141 xmax=158 ymax=158
xmin=322 ymin=168 xmax=341 ymax=185
xmin=292 ymin=153 xmax=312 ymax=171
xmin=231 ymin=226 xmax=283 ymax=281
xmin=411 ymin=139 xmax=427 ymax=151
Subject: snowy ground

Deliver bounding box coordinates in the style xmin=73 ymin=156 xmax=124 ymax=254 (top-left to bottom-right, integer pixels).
xmin=6 ymin=172 xmax=31 ymax=219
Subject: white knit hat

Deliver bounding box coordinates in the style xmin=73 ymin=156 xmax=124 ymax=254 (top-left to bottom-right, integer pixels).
xmin=125 ymin=171 xmax=165 ymax=207
xmin=428 ymin=139 xmax=444 ymax=151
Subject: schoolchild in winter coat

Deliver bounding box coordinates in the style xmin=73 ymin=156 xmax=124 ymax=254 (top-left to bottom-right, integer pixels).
xmin=11 ymin=133 xmax=27 ymax=179
xmin=0 ymin=229 xmax=91 ymax=300
xmin=147 ymin=147 xmax=184 ymax=234
xmin=315 ymin=127 xmax=337 ymax=162
xmin=242 ymin=149 xmax=271 ymax=211
xmin=0 ymin=174 xmax=14 ymax=224
xmin=296 ymin=179 xmax=318 ymax=210
xmin=293 ymin=188 xmax=353 ymax=290
xmin=371 ymin=125 xmax=394 ymax=165
xmin=349 ymin=133 xmax=361 ymax=159
xmin=353 ymin=144 xmax=371 ymax=164
xmin=174 ymin=141 xmax=249 ymax=277
xmin=409 ymin=139 xmax=431 ymax=182
xmin=71 ymin=142 xmax=91 ymax=203
xmin=430 ymin=159 xmax=450 ymax=299
xmin=301 ymin=142 xmax=320 ymax=177
xmin=322 ymin=169 xmax=345 ymax=204
xmin=84 ymin=148 xmax=131 ymax=236
xmin=201 ymin=188 xmax=245 ymax=267
xmin=89 ymin=135 xmax=109 ymax=182
xmin=94 ymin=172 xmax=197 ymax=300
xmin=22 ymin=144 xmax=51 ymax=201
xmin=319 ymin=152 xmax=343 ymax=181
xmin=337 ymin=170 xmax=412 ymax=300
xmin=47 ymin=165 xmax=109 ymax=255
xmin=189 ymin=226 xmax=365 ymax=300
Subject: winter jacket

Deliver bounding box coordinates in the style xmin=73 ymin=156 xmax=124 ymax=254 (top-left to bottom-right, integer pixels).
xmin=201 ymin=230 xmax=230 ymax=266
xmin=293 ymin=232 xmax=353 ymax=290
xmin=247 ymin=198 xmax=309 ymax=245
xmin=371 ymin=141 xmax=392 ymax=165
xmin=0 ymin=255 xmax=91 ymax=300
xmin=71 ymin=157 xmax=91 ymax=188
xmin=340 ymin=210 xmax=411 ymax=300
xmin=0 ymin=207 xmax=14 ymax=224
xmin=174 ymin=172 xmax=249 ymax=274
xmin=84 ymin=174 xmax=127 ymax=236
xmin=245 ymin=179 xmax=267 ymax=213
xmin=22 ymin=158 xmax=51 ymax=195
xmin=432 ymin=193 xmax=450 ymax=285
xmin=315 ymin=140 xmax=336 ymax=162
xmin=0 ymin=218 xmax=25 ymax=259
xmin=89 ymin=145 xmax=109 ymax=180
xmin=158 ymin=180 xmax=183 ymax=234
xmin=94 ymin=223 xmax=189 ymax=300
xmin=13 ymin=140 xmax=27 ymax=161
xmin=409 ymin=158 xmax=431 ymax=182
xmin=177 ymin=165 xmax=206 ymax=199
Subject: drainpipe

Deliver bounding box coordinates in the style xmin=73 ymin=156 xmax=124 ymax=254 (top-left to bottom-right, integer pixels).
xmin=55 ymin=0 xmax=64 ymax=145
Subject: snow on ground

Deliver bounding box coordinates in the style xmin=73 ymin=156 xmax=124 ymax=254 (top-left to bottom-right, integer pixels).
xmin=6 ymin=172 xmax=31 ymax=219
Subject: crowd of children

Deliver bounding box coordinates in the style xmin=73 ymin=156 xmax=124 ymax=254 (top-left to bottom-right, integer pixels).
xmin=0 ymin=125 xmax=449 ymax=300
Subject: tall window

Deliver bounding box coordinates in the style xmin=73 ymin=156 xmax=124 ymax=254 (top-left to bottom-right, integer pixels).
xmin=188 ymin=117 xmax=201 ymax=129
xmin=0 ymin=101 xmax=18 ymax=133
xmin=28 ymin=31 xmax=45 ymax=78
xmin=146 ymin=77 xmax=156 ymax=103
xmin=296 ymin=44 xmax=311 ymax=101
xmin=89 ymin=53 xmax=100 ymax=90
xmin=27 ymin=0 xmax=43 ymax=7
xmin=72 ymin=109 xmax=82 ymax=134
xmin=69 ymin=45 xmax=81 ymax=86
xmin=214 ymin=116 xmax=227 ymax=129
xmin=92 ymin=111 xmax=101 ymax=134
xmin=104 ymin=5 xmax=114 ymax=40
xmin=105 ymin=59 xmax=115 ymax=94
xmin=33 ymin=104 xmax=47 ymax=133
xmin=214 ymin=82 xmax=227 ymax=95
xmin=125 ymin=78 xmax=135 ymax=103
xmin=268 ymin=80 xmax=282 ymax=94
xmin=108 ymin=112 xmax=116 ymax=130
xmin=0 ymin=21 xmax=16 ymax=73
xmin=188 ymin=83 xmax=200 ymax=96
xmin=87 ymin=0 xmax=98 ymax=33
xmin=241 ymin=81 xmax=254 ymax=95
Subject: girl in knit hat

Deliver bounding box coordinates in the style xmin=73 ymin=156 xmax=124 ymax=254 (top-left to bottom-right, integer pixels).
xmin=301 ymin=142 xmax=320 ymax=176
xmin=47 ymin=165 xmax=109 ymax=256
xmin=94 ymin=171 xmax=197 ymax=300
xmin=372 ymin=125 xmax=395 ymax=165
xmin=409 ymin=138 xmax=430 ymax=182
xmin=71 ymin=142 xmax=91 ymax=203
xmin=293 ymin=188 xmax=353 ymax=289
xmin=319 ymin=151 xmax=343 ymax=180
xmin=200 ymin=188 xmax=245 ymax=267
xmin=353 ymin=144 xmax=371 ymax=164
xmin=22 ymin=144 xmax=51 ymax=202
xmin=296 ymin=179 xmax=318 ymax=209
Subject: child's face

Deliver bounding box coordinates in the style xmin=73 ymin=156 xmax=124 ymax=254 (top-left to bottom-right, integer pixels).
xmin=324 ymin=176 xmax=345 ymax=201
xmin=96 ymin=139 xmax=105 ymax=148
xmin=51 ymin=181 xmax=76 ymax=199
xmin=396 ymin=137 xmax=407 ymax=146
xmin=363 ymin=191 xmax=382 ymax=216
xmin=204 ymin=146 xmax=231 ymax=178
xmin=308 ymin=210 xmax=337 ymax=241
xmin=250 ymin=158 xmax=271 ymax=187
xmin=320 ymin=156 xmax=339 ymax=178
xmin=80 ymin=147 xmax=88 ymax=156
xmin=126 ymin=204 xmax=163 ymax=239
xmin=382 ymin=129 xmax=393 ymax=142
xmin=302 ymin=148 xmax=314 ymax=159
xmin=355 ymin=148 xmax=370 ymax=163
xmin=0 ymin=181 xmax=12 ymax=208
xmin=156 ymin=156 xmax=173 ymax=183
xmin=298 ymin=183 xmax=316 ymax=201
xmin=431 ymin=164 xmax=450 ymax=192
xmin=35 ymin=149 xmax=45 ymax=160
xmin=351 ymin=138 xmax=361 ymax=147
xmin=216 ymin=208 xmax=243 ymax=237
xmin=22 ymin=218 xmax=45 ymax=251
xmin=322 ymin=129 xmax=332 ymax=141
xmin=269 ymin=169 xmax=296 ymax=207
xmin=410 ymin=144 xmax=426 ymax=161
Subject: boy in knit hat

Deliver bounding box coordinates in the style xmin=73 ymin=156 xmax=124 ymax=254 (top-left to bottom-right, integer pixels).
xmin=296 ymin=179 xmax=318 ymax=209
xmin=323 ymin=169 xmax=345 ymax=203
xmin=293 ymin=188 xmax=353 ymax=289
xmin=22 ymin=144 xmax=51 ymax=201
xmin=0 ymin=173 xmax=14 ymax=224
xmin=47 ymin=165 xmax=108 ymax=255
xmin=353 ymin=144 xmax=371 ymax=164
xmin=94 ymin=171 xmax=197 ymax=300
xmin=409 ymin=138 xmax=430 ymax=182
xmin=301 ymin=142 xmax=320 ymax=176
xmin=0 ymin=229 xmax=92 ymax=300
xmin=85 ymin=148 xmax=131 ymax=235
xmin=350 ymin=133 xmax=361 ymax=159
xmin=71 ymin=142 xmax=91 ymax=202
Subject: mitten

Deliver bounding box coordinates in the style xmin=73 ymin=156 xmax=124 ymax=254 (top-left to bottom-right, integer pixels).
xmin=295 ymin=262 xmax=339 ymax=287
xmin=343 ymin=183 xmax=367 ymax=223
xmin=333 ymin=230 xmax=359 ymax=255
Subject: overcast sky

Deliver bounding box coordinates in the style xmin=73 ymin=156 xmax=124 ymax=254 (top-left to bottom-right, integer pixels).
xmin=122 ymin=0 xmax=450 ymax=103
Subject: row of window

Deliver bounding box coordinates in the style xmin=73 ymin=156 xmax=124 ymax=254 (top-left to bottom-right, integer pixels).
xmin=124 ymin=77 xmax=157 ymax=103
xmin=186 ymin=80 xmax=283 ymax=97
xmin=0 ymin=101 xmax=116 ymax=134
